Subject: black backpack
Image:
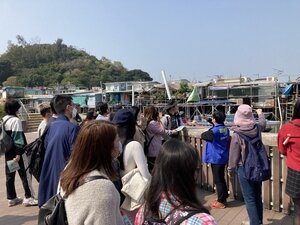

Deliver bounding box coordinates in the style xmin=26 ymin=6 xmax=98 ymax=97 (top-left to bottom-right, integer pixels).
xmin=0 ymin=117 xmax=14 ymax=155
xmin=25 ymin=127 xmax=49 ymax=182
xmin=143 ymin=208 xmax=201 ymax=225
xmin=235 ymin=126 xmax=271 ymax=182
xmin=38 ymin=175 xmax=107 ymax=225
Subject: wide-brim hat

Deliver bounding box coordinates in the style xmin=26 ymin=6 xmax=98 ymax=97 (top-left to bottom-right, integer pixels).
xmin=165 ymin=99 xmax=178 ymax=111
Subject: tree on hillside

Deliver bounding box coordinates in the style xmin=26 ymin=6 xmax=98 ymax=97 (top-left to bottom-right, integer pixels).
xmin=0 ymin=36 xmax=153 ymax=87
xmin=0 ymin=61 xmax=13 ymax=84
xmin=2 ymin=76 xmax=21 ymax=86
xmin=123 ymin=69 xmax=152 ymax=81
xmin=175 ymin=81 xmax=191 ymax=99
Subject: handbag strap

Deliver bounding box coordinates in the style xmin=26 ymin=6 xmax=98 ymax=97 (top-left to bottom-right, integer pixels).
xmin=78 ymin=175 xmax=107 ymax=187
xmin=173 ymin=209 xmax=200 ymax=225
xmin=60 ymin=175 xmax=107 ymax=199
xmin=2 ymin=116 xmax=14 ymax=131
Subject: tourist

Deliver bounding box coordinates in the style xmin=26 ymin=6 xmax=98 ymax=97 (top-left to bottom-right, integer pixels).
xmin=143 ymin=105 xmax=164 ymax=172
xmin=59 ymin=121 xmax=124 ymax=225
xmin=161 ymin=99 xmax=183 ymax=139
xmin=131 ymin=106 xmax=145 ymax=147
xmin=135 ymin=139 xmax=217 ymax=225
xmin=113 ymin=108 xmax=151 ymax=222
xmin=38 ymin=95 xmax=80 ymax=207
xmin=37 ymin=102 xmax=52 ymax=137
xmin=201 ymin=110 xmax=230 ymax=209
xmin=113 ymin=108 xmax=150 ymax=179
xmin=48 ymin=97 xmax=58 ymax=123
xmin=81 ymin=110 xmax=96 ymax=127
xmin=227 ymin=105 xmax=266 ymax=225
xmin=70 ymin=104 xmax=82 ymax=125
xmin=96 ymin=102 xmax=110 ymax=121
xmin=161 ymin=99 xmax=189 ymax=142
xmin=3 ymin=98 xmax=38 ymax=207
xmin=277 ymin=99 xmax=300 ymax=225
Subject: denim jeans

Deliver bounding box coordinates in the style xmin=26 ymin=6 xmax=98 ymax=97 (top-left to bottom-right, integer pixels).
xmin=237 ymin=166 xmax=263 ymax=225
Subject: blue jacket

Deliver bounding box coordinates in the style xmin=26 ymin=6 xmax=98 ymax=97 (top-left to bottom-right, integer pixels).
xmin=202 ymin=124 xmax=230 ymax=164
xmin=38 ymin=114 xmax=80 ymax=207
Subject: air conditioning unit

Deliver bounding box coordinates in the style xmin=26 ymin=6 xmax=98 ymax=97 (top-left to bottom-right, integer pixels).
xmin=241 ymin=77 xmax=247 ymax=83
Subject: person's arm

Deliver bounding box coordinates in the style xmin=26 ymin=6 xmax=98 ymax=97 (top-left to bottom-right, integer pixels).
xmin=277 ymin=128 xmax=287 ymax=156
xmin=256 ymin=109 xmax=266 ymax=131
xmin=201 ymin=130 xmax=214 ymax=142
xmin=69 ymin=125 xmax=81 ymax=149
xmin=149 ymin=121 xmax=165 ymax=136
xmin=227 ymin=133 xmax=241 ymax=174
xmin=131 ymin=142 xmax=151 ymax=180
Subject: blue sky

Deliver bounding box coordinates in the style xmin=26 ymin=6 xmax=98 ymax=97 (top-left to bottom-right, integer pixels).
xmin=0 ymin=1 xmax=299 ymax=82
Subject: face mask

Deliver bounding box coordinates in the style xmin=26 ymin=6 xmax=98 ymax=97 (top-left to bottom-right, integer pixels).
xmin=72 ymin=107 xmax=77 ymax=118
xmin=118 ymin=141 xmax=123 ymax=155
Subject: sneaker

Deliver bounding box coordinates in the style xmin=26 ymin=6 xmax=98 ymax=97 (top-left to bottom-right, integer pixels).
xmin=211 ymin=200 xmax=226 ymax=209
xmin=22 ymin=197 xmax=38 ymax=207
xmin=8 ymin=197 xmax=23 ymax=207
xmin=241 ymin=221 xmax=250 ymax=225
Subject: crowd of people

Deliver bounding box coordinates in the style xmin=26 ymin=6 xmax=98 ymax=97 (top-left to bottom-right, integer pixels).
xmin=1 ymin=96 xmax=300 ymax=225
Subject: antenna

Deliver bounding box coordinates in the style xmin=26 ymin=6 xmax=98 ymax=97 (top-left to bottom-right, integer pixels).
xmin=272 ymin=68 xmax=284 ymax=77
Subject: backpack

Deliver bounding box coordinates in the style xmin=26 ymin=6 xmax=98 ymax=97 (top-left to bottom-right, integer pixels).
xmin=143 ymin=208 xmax=201 ymax=225
xmin=38 ymin=175 xmax=107 ymax=225
xmin=235 ymin=126 xmax=271 ymax=182
xmin=0 ymin=117 xmax=14 ymax=155
xmin=25 ymin=126 xmax=49 ymax=182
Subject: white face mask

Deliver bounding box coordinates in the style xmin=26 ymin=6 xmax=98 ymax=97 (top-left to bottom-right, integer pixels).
xmin=72 ymin=107 xmax=77 ymax=118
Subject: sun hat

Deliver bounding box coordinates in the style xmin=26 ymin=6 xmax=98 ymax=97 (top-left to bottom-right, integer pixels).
xmin=234 ymin=104 xmax=255 ymax=126
xmin=165 ymin=99 xmax=178 ymax=111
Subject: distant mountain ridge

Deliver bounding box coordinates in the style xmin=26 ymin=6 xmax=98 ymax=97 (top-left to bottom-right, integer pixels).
xmin=0 ymin=35 xmax=152 ymax=88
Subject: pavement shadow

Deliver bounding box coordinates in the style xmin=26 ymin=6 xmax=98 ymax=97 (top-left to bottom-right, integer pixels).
xmin=196 ymin=184 xmax=245 ymax=209
xmin=226 ymin=199 xmax=245 ymax=208
xmin=0 ymin=214 xmax=38 ymax=225
xmin=196 ymin=185 xmax=214 ymax=204
xmin=265 ymin=213 xmax=293 ymax=225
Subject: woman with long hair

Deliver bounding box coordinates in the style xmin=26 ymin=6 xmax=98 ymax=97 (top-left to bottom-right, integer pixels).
xmin=143 ymin=106 xmax=164 ymax=172
xmin=113 ymin=108 xmax=151 ymax=222
xmin=131 ymin=106 xmax=145 ymax=146
xmin=59 ymin=121 xmax=124 ymax=225
xmin=278 ymin=99 xmax=300 ymax=225
xmin=135 ymin=139 xmax=216 ymax=225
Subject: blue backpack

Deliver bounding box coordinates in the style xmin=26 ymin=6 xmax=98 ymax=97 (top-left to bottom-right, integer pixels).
xmin=235 ymin=126 xmax=271 ymax=182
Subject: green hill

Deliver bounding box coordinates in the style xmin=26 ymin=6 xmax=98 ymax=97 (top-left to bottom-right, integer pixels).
xmin=0 ymin=35 xmax=152 ymax=88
